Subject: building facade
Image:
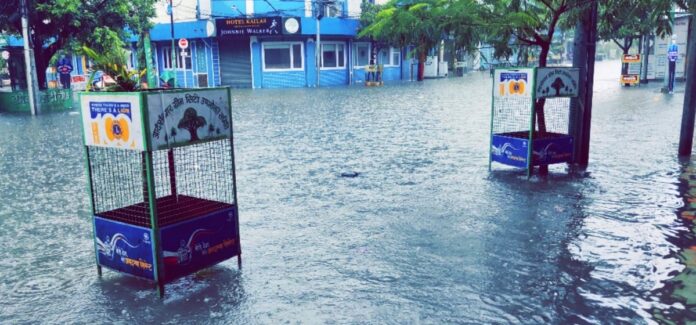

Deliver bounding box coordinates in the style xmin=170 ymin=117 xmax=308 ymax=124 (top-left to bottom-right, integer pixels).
xmin=147 ymin=0 xmax=412 ymax=89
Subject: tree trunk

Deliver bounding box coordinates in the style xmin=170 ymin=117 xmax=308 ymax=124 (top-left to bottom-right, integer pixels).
xmin=34 ymin=53 xmax=48 ymax=90
xmin=678 ymin=13 xmax=696 ymax=155
xmin=536 ymin=42 xmax=550 ymax=175
xmin=621 ymin=36 xmax=632 ymax=76
xmin=536 ymin=43 xmax=550 ymax=135
xmin=417 ymin=50 xmax=426 ymax=81
xmin=32 ymin=40 xmax=60 ymax=90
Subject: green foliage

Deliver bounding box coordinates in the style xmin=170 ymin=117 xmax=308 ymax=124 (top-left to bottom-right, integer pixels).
xmin=597 ymin=0 xmax=672 ymax=48
xmin=675 ymin=0 xmax=695 ymax=11
xmin=359 ymin=0 xmax=483 ymax=63
xmin=482 ymin=0 xmax=588 ymax=65
xmin=358 ymin=0 xmax=446 ymax=57
xmin=82 ymin=45 xmax=144 ymax=92
xmin=0 ymin=0 xmax=156 ymax=89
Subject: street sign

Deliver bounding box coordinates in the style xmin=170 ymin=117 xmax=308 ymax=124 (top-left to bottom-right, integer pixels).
xmin=622 ymin=54 xmax=641 ymax=63
xmin=621 ymin=74 xmax=640 ymax=85
xmin=180 ymin=51 xmax=188 ymax=57
xmin=178 ymin=38 xmax=189 ymax=50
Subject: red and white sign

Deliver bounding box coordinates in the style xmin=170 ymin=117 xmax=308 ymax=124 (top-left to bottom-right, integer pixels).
xmin=178 ymin=38 xmax=189 ymax=49
xmin=71 ymin=75 xmax=86 ymax=83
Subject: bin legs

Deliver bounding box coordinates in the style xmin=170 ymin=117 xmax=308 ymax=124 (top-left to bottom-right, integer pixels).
xmin=157 ymin=282 xmax=165 ymax=298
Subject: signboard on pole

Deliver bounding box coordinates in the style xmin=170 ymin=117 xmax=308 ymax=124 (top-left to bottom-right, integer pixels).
xmin=178 ymin=38 xmax=189 ymax=50
xmin=622 ymin=54 xmax=641 ymax=63
xmin=535 ymin=68 xmax=580 ymax=98
xmin=622 ymin=54 xmax=642 ymax=76
xmin=620 ymin=74 xmax=640 ymax=85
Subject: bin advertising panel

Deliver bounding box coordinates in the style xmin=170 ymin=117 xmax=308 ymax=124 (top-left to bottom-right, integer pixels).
xmin=80 ymin=93 xmax=145 ymax=150
xmin=146 ymin=89 xmax=232 ymax=150
xmin=94 ymin=217 xmax=155 ymax=280
xmin=494 ymin=68 xmax=535 ymax=98
xmin=160 ymin=208 xmax=240 ymax=282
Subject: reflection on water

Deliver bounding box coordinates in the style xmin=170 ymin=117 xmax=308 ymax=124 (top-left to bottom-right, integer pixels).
xmin=0 ymin=60 xmax=694 ymax=323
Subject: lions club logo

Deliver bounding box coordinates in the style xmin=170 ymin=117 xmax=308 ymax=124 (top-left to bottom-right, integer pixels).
xmin=104 ymin=116 xmax=130 ymax=143
xmin=509 ymin=80 xmax=525 ymax=95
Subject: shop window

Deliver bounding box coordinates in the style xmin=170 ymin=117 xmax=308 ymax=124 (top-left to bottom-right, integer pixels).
xmin=263 ymin=42 xmax=304 ymax=71
xmin=321 ymin=43 xmax=345 ymax=69
xmin=162 ymin=46 xmax=192 ymax=70
xmin=324 ymin=2 xmax=342 ymax=17
xmin=353 ymin=43 xmax=371 ymax=67
xmin=163 ymin=46 xmax=173 ymax=69
xmin=378 ymin=47 xmax=401 ymax=66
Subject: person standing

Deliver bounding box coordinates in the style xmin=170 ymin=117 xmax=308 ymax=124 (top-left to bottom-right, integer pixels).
xmin=56 ymin=55 xmax=73 ymax=89
xmin=668 ymin=36 xmax=679 ymax=94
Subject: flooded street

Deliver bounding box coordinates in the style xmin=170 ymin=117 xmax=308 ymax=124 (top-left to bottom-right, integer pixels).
xmin=1 ymin=60 xmax=694 ymax=323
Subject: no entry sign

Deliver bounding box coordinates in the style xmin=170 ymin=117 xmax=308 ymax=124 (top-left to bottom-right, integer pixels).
xmin=178 ymin=38 xmax=189 ymax=49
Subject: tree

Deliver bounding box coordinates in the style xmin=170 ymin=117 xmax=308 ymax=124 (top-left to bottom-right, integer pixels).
xmin=359 ymin=0 xmax=383 ymax=67
xmin=177 ymin=108 xmax=207 ymax=142
xmin=596 ymin=0 xmax=672 ymax=75
xmin=0 ymin=0 xmax=156 ymax=90
xmin=439 ymin=0 xmax=485 ymax=62
xmin=484 ymin=0 xmax=587 ymax=136
xmin=358 ymin=0 xmax=448 ymax=81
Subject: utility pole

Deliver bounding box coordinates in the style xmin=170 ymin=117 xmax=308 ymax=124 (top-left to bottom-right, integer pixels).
xmin=579 ymin=0 xmax=598 ymax=166
xmin=641 ymin=34 xmax=650 ymax=84
xmin=569 ymin=0 xmax=598 ymax=167
xmin=315 ymin=0 xmax=323 ymax=88
xmin=20 ymin=0 xmax=40 ymax=115
xmin=168 ymin=0 xmax=177 ymax=87
xmin=678 ymin=15 xmax=696 ymax=156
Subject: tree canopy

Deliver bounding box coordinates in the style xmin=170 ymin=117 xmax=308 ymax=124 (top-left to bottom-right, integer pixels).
xmin=482 ymin=0 xmax=589 ymax=67
xmin=597 ymin=0 xmax=672 ymax=55
xmin=0 ymin=0 xmax=155 ymax=89
xmin=358 ymin=0 xmax=481 ymax=80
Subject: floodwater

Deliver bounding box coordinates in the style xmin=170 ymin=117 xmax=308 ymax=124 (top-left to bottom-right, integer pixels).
xmin=1 ymin=60 xmax=694 ymax=324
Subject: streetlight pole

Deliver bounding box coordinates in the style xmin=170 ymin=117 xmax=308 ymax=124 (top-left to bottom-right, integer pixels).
xmin=168 ymin=0 xmax=177 ymax=87
xmin=20 ymin=0 xmax=40 ymax=115
xmin=678 ymin=14 xmax=696 ymax=156
xmin=316 ymin=19 xmax=321 ymax=87
xmin=315 ymin=0 xmax=324 ymax=87
xmin=569 ymin=0 xmax=598 ymax=168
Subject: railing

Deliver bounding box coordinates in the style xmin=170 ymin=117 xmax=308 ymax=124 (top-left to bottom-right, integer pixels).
xmin=0 ymin=89 xmax=74 ymax=113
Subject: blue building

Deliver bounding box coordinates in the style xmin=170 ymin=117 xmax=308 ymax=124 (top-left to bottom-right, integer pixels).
xmin=147 ymin=0 xmax=413 ymax=89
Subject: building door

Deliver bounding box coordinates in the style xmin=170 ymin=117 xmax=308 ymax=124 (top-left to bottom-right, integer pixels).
xmin=218 ymin=38 xmax=252 ymax=88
